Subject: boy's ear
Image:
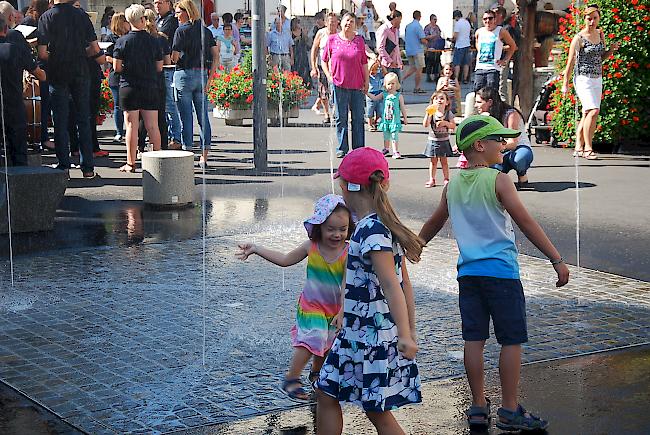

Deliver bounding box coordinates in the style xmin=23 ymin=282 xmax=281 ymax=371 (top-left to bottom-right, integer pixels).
xmin=472 ymin=140 xmax=484 ymax=152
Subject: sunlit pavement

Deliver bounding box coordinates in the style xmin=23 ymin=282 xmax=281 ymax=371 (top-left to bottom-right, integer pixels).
xmin=1 ymin=95 xmax=649 ymax=433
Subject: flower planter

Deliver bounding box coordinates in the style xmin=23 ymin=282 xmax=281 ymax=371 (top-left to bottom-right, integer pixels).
xmin=213 ymin=105 xmax=299 ymax=126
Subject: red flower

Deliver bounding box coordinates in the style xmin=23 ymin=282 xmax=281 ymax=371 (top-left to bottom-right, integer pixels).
xmin=245 ymin=94 xmax=254 ymax=103
xmin=623 ymin=35 xmax=631 ymax=41
xmin=631 ymin=0 xmax=638 ymax=4
xmin=611 ymin=8 xmax=619 ymax=12
xmin=234 ymin=93 xmax=240 ymax=98
xmin=614 ymin=72 xmax=623 ymax=78
xmin=633 ymin=116 xmax=640 ymax=122
xmin=219 ymin=93 xmax=225 ymax=98
xmin=608 ymin=33 xmax=615 ymax=39
xmin=604 ymin=89 xmax=612 ymax=95
xmin=223 ymin=75 xmax=231 ymax=82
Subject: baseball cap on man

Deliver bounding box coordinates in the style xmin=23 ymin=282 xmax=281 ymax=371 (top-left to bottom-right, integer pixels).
xmin=333 ymin=147 xmax=390 ymax=191
xmin=455 ymin=115 xmax=521 ymax=151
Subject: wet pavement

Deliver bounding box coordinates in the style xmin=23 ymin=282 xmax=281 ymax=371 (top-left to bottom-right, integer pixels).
xmin=1 ymin=79 xmax=649 ymax=433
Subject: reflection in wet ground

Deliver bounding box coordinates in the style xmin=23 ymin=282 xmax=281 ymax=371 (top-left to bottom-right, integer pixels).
xmin=0 ymin=197 xmax=649 ymax=433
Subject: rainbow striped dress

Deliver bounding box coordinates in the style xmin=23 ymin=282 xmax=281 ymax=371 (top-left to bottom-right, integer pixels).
xmin=290 ymin=241 xmax=348 ymax=357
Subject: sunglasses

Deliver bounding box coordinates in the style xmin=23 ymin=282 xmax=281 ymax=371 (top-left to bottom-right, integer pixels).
xmin=482 ymin=135 xmax=506 ymax=143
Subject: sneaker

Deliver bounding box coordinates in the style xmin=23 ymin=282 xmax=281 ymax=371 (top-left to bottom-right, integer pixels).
xmin=114 ymin=134 xmax=123 ymax=142
xmin=82 ymin=171 xmax=96 ymax=179
xmin=392 ymin=152 xmax=402 ymax=159
xmin=197 ymin=160 xmax=208 ymax=169
xmin=381 ymin=148 xmax=390 ymax=156
xmin=336 ymin=151 xmax=346 ymax=158
xmin=93 ymin=150 xmax=109 ymax=158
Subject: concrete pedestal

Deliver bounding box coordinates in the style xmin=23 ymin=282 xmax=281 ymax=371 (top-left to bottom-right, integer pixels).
xmin=0 ymin=166 xmax=67 ymax=233
xmin=141 ymin=150 xmax=194 ymax=208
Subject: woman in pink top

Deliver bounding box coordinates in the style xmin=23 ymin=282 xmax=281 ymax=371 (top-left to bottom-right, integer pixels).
xmin=322 ymin=12 xmax=369 ymax=158
xmin=376 ymin=10 xmax=403 ymax=79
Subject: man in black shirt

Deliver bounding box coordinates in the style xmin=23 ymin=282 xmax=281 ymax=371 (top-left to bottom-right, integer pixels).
xmin=154 ymin=0 xmax=181 ymax=149
xmin=37 ymin=0 xmax=100 ymax=178
xmin=0 ymin=15 xmax=46 ymax=166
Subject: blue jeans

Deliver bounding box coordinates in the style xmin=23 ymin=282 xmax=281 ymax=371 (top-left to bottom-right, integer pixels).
xmin=332 ymin=85 xmax=365 ymax=154
xmin=49 ymin=76 xmax=94 ymax=172
xmin=110 ymin=86 xmax=124 ymax=137
xmin=164 ymin=69 xmax=181 ymax=142
xmin=173 ymin=69 xmax=211 ymax=151
xmin=495 ymin=146 xmax=534 ymax=176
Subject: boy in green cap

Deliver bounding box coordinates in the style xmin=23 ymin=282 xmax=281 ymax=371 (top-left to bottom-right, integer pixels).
xmin=419 ymin=115 xmax=570 ymax=431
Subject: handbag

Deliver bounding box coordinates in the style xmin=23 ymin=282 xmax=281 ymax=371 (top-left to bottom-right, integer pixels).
xmin=385 ymin=38 xmax=396 ymax=55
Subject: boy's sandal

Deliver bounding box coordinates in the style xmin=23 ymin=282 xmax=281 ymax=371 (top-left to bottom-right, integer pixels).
xmin=466 ymin=398 xmax=491 ymax=428
xmin=583 ymin=151 xmax=598 ymax=160
xmin=279 ymin=378 xmax=311 ymax=403
xmin=424 ymin=179 xmax=436 ymax=188
xmin=496 ymin=404 xmax=549 ymax=431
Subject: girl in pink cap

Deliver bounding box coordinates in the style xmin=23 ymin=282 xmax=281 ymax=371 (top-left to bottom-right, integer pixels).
xmin=236 ymin=194 xmax=353 ymax=402
xmin=316 ymin=147 xmax=424 ymax=433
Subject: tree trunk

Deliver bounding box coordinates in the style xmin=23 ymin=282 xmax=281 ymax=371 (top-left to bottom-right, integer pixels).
xmin=516 ymin=0 xmax=537 ymax=118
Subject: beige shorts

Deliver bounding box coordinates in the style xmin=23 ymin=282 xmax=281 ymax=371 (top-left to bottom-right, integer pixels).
xmin=408 ymin=53 xmax=425 ymax=69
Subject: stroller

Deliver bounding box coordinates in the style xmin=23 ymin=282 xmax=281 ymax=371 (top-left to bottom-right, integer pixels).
xmin=526 ymin=73 xmax=560 ymax=147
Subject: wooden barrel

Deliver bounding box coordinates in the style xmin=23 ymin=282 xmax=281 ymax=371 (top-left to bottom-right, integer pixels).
xmin=23 ymin=73 xmax=42 ymax=147
xmin=536 ymin=11 xmax=558 ymax=39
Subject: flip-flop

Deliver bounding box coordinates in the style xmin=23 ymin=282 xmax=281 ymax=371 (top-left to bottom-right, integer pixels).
xmin=425 ymin=179 xmax=436 ymax=188
xmin=583 ymin=151 xmax=598 ymax=160
xmin=572 ymin=150 xmax=583 ymax=157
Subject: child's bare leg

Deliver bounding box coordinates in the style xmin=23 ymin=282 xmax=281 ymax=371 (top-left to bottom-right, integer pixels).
xmin=464 ymin=340 xmax=488 ymax=407
xmin=441 ymin=156 xmax=450 ymax=181
xmin=366 ymin=410 xmax=405 ymax=435
xmin=286 ymin=346 xmax=313 ymax=379
xmin=317 ymin=391 xmax=343 ymax=434
xmin=429 ymin=157 xmax=438 ymax=180
xmin=383 ymin=139 xmax=390 ymax=151
xmin=391 ymin=140 xmax=399 ymax=154
xmin=311 ymin=355 xmax=326 ymax=375
xmin=499 ymin=344 xmax=521 ymax=411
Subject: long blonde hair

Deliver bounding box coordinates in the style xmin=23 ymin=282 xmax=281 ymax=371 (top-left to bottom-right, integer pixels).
xmin=367 ymin=171 xmax=423 ymax=263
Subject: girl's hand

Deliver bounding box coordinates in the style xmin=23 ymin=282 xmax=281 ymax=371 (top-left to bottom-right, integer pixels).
xmin=236 ymin=242 xmax=256 ymax=260
xmin=330 ymin=312 xmax=344 ymax=331
xmin=398 ymin=336 xmax=418 ymax=360
xmin=401 ymin=115 xmax=408 ymax=125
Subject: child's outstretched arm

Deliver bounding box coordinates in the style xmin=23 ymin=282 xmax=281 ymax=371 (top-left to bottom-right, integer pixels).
xmin=236 ymin=240 xmax=310 ymax=267
xmin=495 ymin=174 xmax=570 ymax=287
xmin=400 ymin=258 xmax=417 ymax=343
xmin=371 ymin=251 xmax=418 ymax=359
xmin=366 ymin=92 xmax=383 ymax=101
xmin=419 ymin=187 xmax=450 ymax=244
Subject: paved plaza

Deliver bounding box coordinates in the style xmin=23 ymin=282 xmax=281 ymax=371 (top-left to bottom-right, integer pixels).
xmin=1 ymin=81 xmax=650 ymax=433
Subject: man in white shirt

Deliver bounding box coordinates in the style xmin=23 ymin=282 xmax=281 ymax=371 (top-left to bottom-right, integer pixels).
xmin=452 ymin=9 xmax=472 ymax=83
xmin=207 ymin=12 xmax=221 ymax=39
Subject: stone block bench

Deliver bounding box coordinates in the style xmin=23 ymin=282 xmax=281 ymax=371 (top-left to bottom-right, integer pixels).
xmin=0 ymin=166 xmax=67 ymax=233
xmin=141 ymin=150 xmax=194 ymax=208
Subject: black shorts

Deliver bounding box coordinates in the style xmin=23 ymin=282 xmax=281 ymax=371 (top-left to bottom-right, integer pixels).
xmin=458 ymin=275 xmax=528 ymax=345
xmin=119 ymin=86 xmax=160 ymax=111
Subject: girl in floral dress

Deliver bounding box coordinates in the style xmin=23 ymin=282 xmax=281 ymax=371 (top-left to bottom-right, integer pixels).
xmin=317 ymin=147 xmax=423 ymax=433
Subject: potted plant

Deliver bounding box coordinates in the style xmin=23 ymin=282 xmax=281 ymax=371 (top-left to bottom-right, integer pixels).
xmin=208 ymin=52 xmax=310 ymax=126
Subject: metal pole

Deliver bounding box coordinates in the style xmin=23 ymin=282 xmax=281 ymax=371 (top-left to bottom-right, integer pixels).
xmin=252 ymin=0 xmax=268 ymax=171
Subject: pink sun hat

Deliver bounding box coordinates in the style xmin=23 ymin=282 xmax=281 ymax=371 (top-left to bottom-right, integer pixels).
xmin=303 ymin=194 xmax=347 ymax=238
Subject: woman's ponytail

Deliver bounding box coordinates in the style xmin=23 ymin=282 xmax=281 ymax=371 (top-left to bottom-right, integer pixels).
xmin=368 ymin=171 xmax=423 ymax=263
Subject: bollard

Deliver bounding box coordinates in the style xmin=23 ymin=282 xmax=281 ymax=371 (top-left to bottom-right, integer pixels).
xmin=141 ymin=150 xmax=194 ymax=208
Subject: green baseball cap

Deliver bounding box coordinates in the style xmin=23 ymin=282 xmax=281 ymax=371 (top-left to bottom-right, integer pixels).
xmin=455 ymin=115 xmax=521 ymax=151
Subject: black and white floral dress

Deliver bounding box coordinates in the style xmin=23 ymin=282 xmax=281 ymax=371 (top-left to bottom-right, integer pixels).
xmin=317 ymin=213 xmax=422 ymax=412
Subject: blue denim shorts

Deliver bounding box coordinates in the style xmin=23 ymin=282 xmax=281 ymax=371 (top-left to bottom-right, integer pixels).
xmin=366 ymin=94 xmax=383 ymax=118
xmin=458 ymin=276 xmax=528 ymax=345
xmin=453 ymin=47 xmax=471 ymax=66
